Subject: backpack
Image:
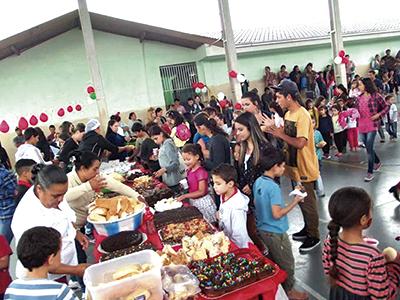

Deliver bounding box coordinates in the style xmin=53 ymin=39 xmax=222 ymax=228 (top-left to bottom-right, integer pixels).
xmin=175 ymin=123 xmax=191 ymax=141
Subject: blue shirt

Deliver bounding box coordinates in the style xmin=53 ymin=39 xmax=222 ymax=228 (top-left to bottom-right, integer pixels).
xmin=253 ymin=176 xmax=289 ymax=234
xmin=193 ymin=132 xmax=210 ymax=145
xmin=314 ymin=129 xmax=324 ymax=161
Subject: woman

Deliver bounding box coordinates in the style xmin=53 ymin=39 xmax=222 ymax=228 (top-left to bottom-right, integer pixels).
xmin=193 ymin=113 xmax=231 ymax=171
xmin=155 ymin=107 xmax=167 ymax=126
xmin=240 ymin=92 xmax=268 ymax=125
xmin=335 ymin=84 xmax=349 ymax=102
xmin=148 ymin=125 xmax=182 ymax=192
xmin=106 ymin=119 xmax=131 ymax=161
xmin=59 ymin=121 xmax=74 ymax=143
xmin=324 ymin=65 xmax=335 ymax=99
xmin=11 ymin=164 xmax=89 ymax=281
xmin=277 ymin=65 xmax=289 ymax=82
xmin=35 ymin=127 xmax=54 ymax=162
xmin=356 ymin=77 xmax=389 ymax=182
xmin=234 ymin=112 xmax=275 ymax=253
xmin=64 ymin=151 xmax=140 ymax=267
xmin=58 ymin=123 xmax=85 ymax=171
xmin=146 ymin=107 xmax=156 ymax=125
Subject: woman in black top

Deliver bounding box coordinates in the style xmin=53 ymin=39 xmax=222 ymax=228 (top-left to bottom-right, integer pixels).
xmin=58 ymin=123 xmax=85 ymax=172
xmin=34 ymin=127 xmax=54 ymax=162
xmin=193 ymin=113 xmax=231 ymax=171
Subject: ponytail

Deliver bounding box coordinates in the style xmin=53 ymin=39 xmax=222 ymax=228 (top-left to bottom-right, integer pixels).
xmin=327 ymin=220 xmax=341 ymax=283
xmin=69 ymin=150 xmax=100 ymax=171
xmin=194 ymin=113 xmax=227 ymax=137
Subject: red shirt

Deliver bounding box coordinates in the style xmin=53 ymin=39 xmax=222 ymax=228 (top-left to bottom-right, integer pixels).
xmin=0 ymin=235 xmax=12 ymax=294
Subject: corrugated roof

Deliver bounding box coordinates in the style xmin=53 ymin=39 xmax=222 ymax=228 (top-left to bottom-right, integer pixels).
xmin=207 ymin=21 xmax=400 ymax=47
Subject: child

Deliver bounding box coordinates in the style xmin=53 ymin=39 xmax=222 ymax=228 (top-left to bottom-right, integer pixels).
xmin=253 ymin=149 xmax=307 ymax=300
xmin=214 ymin=113 xmax=232 ymax=136
xmin=344 ymin=104 xmax=360 ymax=151
xmin=4 ymin=226 xmax=78 ymax=300
xmin=211 ymin=163 xmax=252 ymax=248
xmin=14 ymin=159 xmax=36 ymax=206
xmin=176 ymin=144 xmax=217 ymax=223
xmin=323 ymin=187 xmax=400 ymax=299
xmin=313 ymin=118 xmax=326 ymax=198
xmin=385 ymin=94 xmax=398 ymax=141
xmin=0 ymin=235 xmax=12 ymax=300
xmin=317 ymin=106 xmax=334 ymax=159
xmin=331 ymin=105 xmax=346 ymax=157
xmin=306 ymin=99 xmax=319 ymax=128
xmin=166 ymin=110 xmax=191 ymax=148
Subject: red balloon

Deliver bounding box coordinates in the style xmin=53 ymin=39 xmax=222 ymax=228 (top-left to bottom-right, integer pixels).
xmin=39 ymin=113 xmax=48 ymax=122
xmin=75 ymin=104 xmax=82 ymax=111
xmin=18 ymin=117 xmax=29 ymax=130
xmin=338 ymin=50 xmax=346 ymax=58
xmin=87 ymin=86 xmax=95 ymax=94
xmin=57 ymin=108 xmax=65 ymax=117
xmin=342 ymin=57 xmax=349 ymax=64
xmin=234 ymin=102 xmax=242 ymax=110
xmin=0 ymin=120 xmax=9 ymax=133
xmin=197 ymin=82 xmax=205 ymax=89
xmin=229 ymin=70 xmax=238 ymax=78
xmin=29 ymin=115 xmax=38 ymax=126
xmin=67 ymin=105 xmax=73 ymax=113
xmin=192 ymin=82 xmax=199 ymax=89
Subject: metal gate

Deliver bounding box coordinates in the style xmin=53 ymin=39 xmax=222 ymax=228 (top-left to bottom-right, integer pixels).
xmin=160 ymin=62 xmax=198 ymax=107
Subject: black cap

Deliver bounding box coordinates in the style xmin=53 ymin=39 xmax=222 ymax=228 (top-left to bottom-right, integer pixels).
xmin=271 ymin=79 xmax=299 ymax=97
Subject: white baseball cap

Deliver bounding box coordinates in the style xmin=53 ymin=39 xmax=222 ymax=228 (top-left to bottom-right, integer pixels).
xmin=85 ymin=119 xmax=101 ymax=133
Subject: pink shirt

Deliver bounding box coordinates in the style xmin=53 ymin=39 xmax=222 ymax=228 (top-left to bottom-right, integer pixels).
xmin=187 ymin=166 xmax=208 ymax=195
xmin=358 ymin=94 xmax=376 ymax=133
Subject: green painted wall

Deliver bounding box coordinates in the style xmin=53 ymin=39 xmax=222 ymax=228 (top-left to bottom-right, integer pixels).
xmin=202 ymin=36 xmax=400 ymax=86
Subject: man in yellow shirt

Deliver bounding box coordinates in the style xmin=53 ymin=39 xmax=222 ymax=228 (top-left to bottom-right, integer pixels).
xmin=263 ymin=79 xmax=320 ymax=253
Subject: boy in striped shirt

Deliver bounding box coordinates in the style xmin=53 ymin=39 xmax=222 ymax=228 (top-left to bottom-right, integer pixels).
xmin=4 ymin=227 xmax=78 ymax=300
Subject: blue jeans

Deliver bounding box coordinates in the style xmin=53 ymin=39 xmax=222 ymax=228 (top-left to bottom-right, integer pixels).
xmin=359 ymin=131 xmax=380 ymax=174
xmin=0 ymin=198 xmax=16 ymax=244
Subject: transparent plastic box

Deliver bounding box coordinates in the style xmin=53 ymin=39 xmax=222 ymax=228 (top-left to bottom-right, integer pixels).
xmin=84 ymin=250 xmax=163 ymax=300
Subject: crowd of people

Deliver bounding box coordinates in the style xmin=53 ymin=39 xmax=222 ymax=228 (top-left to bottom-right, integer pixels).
xmin=0 ymin=48 xmax=400 ymax=300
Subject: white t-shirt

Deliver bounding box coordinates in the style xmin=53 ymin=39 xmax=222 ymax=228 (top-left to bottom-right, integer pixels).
xmin=389 ymin=104 xmax=398 ymax=123
xmin=15 ymin=144 xmax=52 ymax=165
xmin=11 ymin=187 xmax=78 ymax=280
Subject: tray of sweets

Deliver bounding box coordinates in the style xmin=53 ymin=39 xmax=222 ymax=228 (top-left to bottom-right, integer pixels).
xmin=154 ymin=206 xmax=203 ymax=229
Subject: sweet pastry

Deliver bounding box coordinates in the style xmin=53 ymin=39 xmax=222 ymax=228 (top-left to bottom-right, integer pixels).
xmin=101 ymin=243 xmax=156 ymax=262
xmin=100 ymin=231 xmax=143 ymax=253
xmin=112 ymin=264 xmax=152 ymax=281
xmin=159 ymin=218 xmax=214 ymax=244
xmin=154 ymin=206 xmax=203 ymax=229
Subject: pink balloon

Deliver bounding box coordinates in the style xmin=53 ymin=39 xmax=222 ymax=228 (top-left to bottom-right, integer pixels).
xmin=0 ymin=120 xmax=9 ymax=133
xmin=57 ymin=108 xmax=65 ymax=117
xmin=39 ymin=113 xmax=48 ymax=122
xmin=29 ymin=115 xmax=38 ymax=126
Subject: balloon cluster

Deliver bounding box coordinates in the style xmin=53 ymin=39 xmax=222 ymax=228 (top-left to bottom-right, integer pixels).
xmin=87 ymin=86 xmax=97 ymax=100
xmin=334 ymin=50 xmax=349 ymax=65
xmin=192 ymin=82 xmax=208 ymax=95
xmin=228 ymin=70 xmax=247 ymax=83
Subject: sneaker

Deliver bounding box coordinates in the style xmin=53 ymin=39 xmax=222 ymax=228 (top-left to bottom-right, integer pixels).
xmin=374 ymin=162 xmax=382 ymax=171
xmin=380 ymin=139 xmax=385 ymax=143
xmin=299 ymin=237 xmax=321 ymax=253
xmin=364 ymin=173 xmax=375 ymax=182
xmin=68 ymin=280 xmax=81 ymax=290
xmin=292 ymin=228 xmax=307 ymax=241
xmin=389 ymin=185 xmax=400 ymax=201
xmin=323 ymin=154 xmax=331 ymax=160
xmin=287 ymin=289 xmax=309 ymax=300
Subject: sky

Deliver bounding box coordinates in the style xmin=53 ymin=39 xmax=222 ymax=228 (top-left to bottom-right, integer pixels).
xmin=0 ymin=0 xmax=399 ymax=40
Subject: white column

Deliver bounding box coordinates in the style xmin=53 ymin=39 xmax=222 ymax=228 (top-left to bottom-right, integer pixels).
xmin=328 ymin=0 xmax=347 ymax=86
xmin=77 ymin=0 xmax=109 ymax=129
xmin=218 ymin=0 xmax=242 ymax=102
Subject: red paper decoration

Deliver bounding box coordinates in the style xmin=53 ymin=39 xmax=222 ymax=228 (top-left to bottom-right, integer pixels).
xmin=75 ymin=104 xmax=82 ymax=111
xmin=87 ymin=86 xmax=95 ymax=94
xmin=18 ymin=117 xmax=29 ymax=130
xmin=229 ymin=70 xmax=238 ymax=78
xmin=29 ymin=115 xmax=38 ymax=126
xmin=192 ymin=82 xmax=199 ymax=89
xmin=67 ymin=105 xmax=73 ymax=113
xmin=197 ymin=82 xmax=205 ymax=89
xmin=338 ymin=50 xmax=346 ymax=58
xmin=0 ymin=120 xmax=9 ymax=133
xmin=342 ymin=57 xmax=349 ymax=64
xmin=39 ymin=113 xmax=48 ymax=122
xmin=57 ymin=108 xmax=65 ymax=117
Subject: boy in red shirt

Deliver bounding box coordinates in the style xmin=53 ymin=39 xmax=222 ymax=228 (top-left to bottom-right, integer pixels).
xmin=0 ymin=235 xmax=12 ymax=300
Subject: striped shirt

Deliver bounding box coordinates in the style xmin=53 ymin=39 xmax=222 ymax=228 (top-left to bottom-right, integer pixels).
xmin=323 ymin=237 xmax=400 ymax=299
xmin=4 ymin=279 xmax=78 ymax=300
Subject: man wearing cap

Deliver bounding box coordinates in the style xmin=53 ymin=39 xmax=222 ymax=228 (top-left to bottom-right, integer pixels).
xmin=262 ymin=79 xmax=320 ymax=253
xmin=79 ymin=119 xmax=130 ymax=159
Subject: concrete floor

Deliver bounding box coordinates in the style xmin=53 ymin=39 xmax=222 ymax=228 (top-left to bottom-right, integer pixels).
xmin=8 ymin=132 xmax=400 ymax=300
xmin=286 ymin=136 xmax=400 ymax=300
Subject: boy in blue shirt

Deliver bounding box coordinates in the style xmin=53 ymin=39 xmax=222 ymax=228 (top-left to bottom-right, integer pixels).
xmin=253 ymin=150 xmax=307 ymax=300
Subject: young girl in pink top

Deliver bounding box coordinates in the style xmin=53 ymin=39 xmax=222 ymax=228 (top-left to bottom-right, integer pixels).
xmin=176 ymin=144 xmax=217 ymax=223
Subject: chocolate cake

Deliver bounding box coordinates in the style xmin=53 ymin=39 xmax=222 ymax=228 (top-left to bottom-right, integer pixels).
xmin=100 ymin=243 xmax=156 ymax=262
xmin=154 ymin=206 xmax=203 ymax=229
xmin=100 ymin=230 xmax=143 ymax=253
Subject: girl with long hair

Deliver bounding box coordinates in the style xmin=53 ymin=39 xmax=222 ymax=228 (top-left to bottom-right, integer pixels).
xmin=105 ymin=119 xmax=132 ymax=161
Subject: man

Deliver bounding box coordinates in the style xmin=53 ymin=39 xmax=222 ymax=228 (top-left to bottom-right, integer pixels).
xmin=13 ymin=127 xmax=25 ymax=148
xmin=173 ymin=98 xmax=186 ymax=114
xmin=262 ymin=79 xmax=320 ymax=253
xmin=382 ymin=49 xmax=396 ymax=72
xmin=47 ymin=125 xmax=56 ymax=143
xmin=345 ymin=54 xmax=356 ymax=84
xmin=368 ymin=70 xmax=383 ymax=92
xmin=15 ymin=127 xmax=51 ymax=165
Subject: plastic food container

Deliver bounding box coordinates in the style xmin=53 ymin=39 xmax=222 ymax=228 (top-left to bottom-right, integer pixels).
xmin=162 ymin=265 xmax=200 ymax=300
xmin=87 ymin=205 xmax=145 ymax=237
xmin=84 ymin=250 xmax=163 ymax=300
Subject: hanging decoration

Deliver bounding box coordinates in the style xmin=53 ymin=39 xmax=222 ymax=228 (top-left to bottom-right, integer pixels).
xmin=197 ymin=82 xmax=205 ymax=89
xmin=217 ymin=92 xmax=225 ymax=101
xmin=29 ymin=115 xmax=38 ymax=126
xmin=334 ymin=50 xmax=348 ymax=65
xmin=18 ymin=117 xmax=29 ymax=130
xmin=67 ymin=105 xmax=73 ymax=113
xmin=75 ymin=104 xmax=82 ymax=111
xmin=195 ymin=87 xmax=202 ymax=95
xmin=228 ymin=70 xmax=238 ymax=78
xmin=39 ymin=113 xmax=49 ymax=123
xmin=201 ymin=87 xmax=208 ymax=94
xmin=234 ymin=102 xmax=243 ymax=110
xmin=89 ymin=92 xmax=97 ymax=100
xmin=338 ymin=50 xmax=346 ymax=58
xmin=237 ymin=74 xmax=246 ymax=83
xmin=0 ymin=120 xmax=10 ymax=133
xmin=334 ymin=56 xmax=343 ymax=65
xmin=87 ymin=86 xmax=95 ymax=94
xmin=57 ymin=108 xmax=65 ymax=117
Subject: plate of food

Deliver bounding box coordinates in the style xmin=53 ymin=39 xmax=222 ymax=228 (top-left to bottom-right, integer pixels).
xmin=154 ymin=198 xmax=182 ymax=212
